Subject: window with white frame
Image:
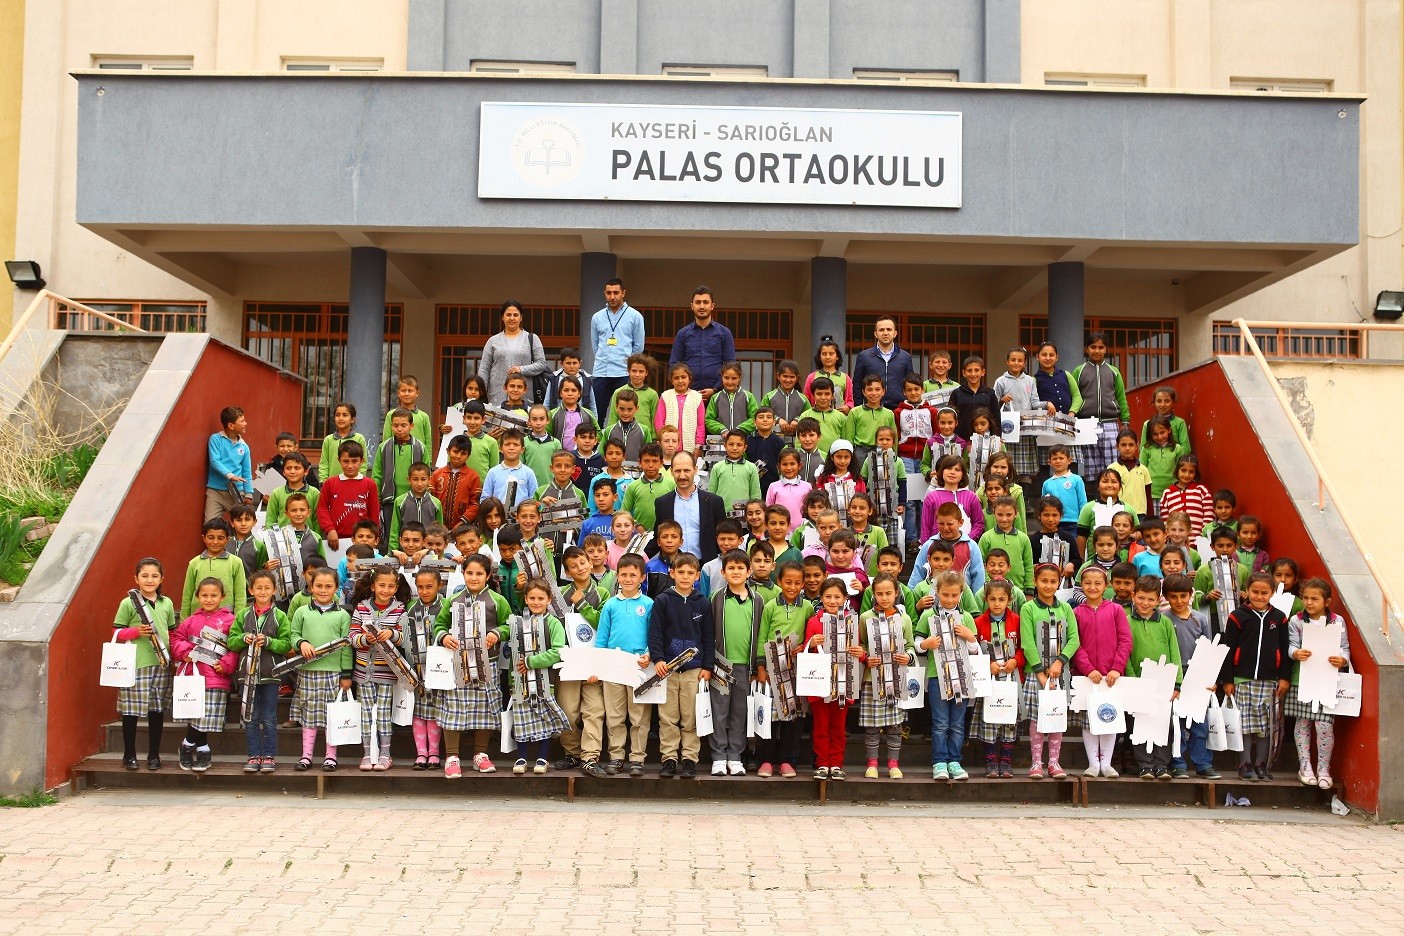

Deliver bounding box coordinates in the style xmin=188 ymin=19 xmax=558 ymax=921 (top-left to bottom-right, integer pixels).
xmin=1044 ymin=73 xmax=1146 ymax=88
xmin=1230 ymin=78 xmax=1333 ymax=93
xmin=469 ymin=60 xmax=577 ymax=74
xmin=662 ymin=64 xmax=768 ymax=78
xmin=92 ymin=56 xmax=194 ymax=71
xmin=282 ymin=58 xmax=383 ymax=73
xmin=854 ymin=69 xmax=959 ymax=84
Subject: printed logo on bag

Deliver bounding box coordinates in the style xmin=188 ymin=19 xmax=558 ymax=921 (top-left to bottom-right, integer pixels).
xmin=1094 ymin=702 xmax=1119 ymax=725
xmin=905 ymin=676 xmax=922 ymax=699
xmin=989 ymin=695 xmax=1014 ymax=711
xmin=576 ymin=622 xmax=596 ymax=642
xmin=335 ymin=716 xmax=356 ymax=730
xmin=755 ymin=703 xmax=766 ymax=722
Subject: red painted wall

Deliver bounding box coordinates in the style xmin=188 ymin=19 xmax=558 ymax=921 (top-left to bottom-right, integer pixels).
xmin=45 ymin=339 xmax=303 ymax=787
xmin=1128 ymin=362 xmax=1379 ymax=812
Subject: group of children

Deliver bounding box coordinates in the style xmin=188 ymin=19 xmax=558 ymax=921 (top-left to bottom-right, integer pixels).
xmin=108 ymin=336 xmax=1351 ymax=788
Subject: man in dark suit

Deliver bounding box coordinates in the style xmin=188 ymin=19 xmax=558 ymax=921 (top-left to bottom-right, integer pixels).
xmin=653 ymin=450 xmax=726 ymax=565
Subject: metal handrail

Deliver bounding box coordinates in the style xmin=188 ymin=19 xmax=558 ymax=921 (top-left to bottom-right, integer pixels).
xmin=0 ymin=290 xmax=148 ymax=362
xmin=1231 ymin=318 xmax=1404 ymax=640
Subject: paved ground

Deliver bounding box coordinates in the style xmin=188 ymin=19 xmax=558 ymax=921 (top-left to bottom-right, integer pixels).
xmin=1 ymin=791 xmax=1400 ymax=934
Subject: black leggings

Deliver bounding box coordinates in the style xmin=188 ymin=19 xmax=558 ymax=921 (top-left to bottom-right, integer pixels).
xmin=184 ymin=727 xmax=209 ymax=747
xmin=121 ymin=712 xmax=165 ymax=759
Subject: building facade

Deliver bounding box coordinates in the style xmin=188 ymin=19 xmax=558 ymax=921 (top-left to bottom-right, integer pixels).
xmin=8 ymin=0 xmax=1398 ymax=451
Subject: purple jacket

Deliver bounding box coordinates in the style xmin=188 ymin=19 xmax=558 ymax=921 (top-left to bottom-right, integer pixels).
xmin=1071 ymin=601 xmax=1132 ymax=676
xmin=920 ymin=487 xmax=985 ymax=543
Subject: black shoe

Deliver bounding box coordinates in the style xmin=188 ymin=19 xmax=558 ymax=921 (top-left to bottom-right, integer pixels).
xmin=604 ymin=759 xmax=624 ymax=775
xmin=146 ymin=756 xmax=161 ymax=771
xmin=660 ymin=759 xmax=678 ymax=778
xmin=122 ymin=756 xmax=139 ymax=771
xmin=680 ymin=759 xmax=697 ymax=779
xmin=1196 ymin=767 xmax=1222 ymax=780
xmin=1237 ymin=764 xmax=1256 ymax=781
xmin=178 ymin=744 xmax=194 ymax=772
xmin=1139 ymin=769 xmax=1155 ymax=780
xmin=1169 ymin=767 xmax=1189 ymax=779
xmin=1255 ymin=763 xmax=1272 ymax=781
xmin=1155 ymin=768 xmax=1172 ymax=781
xmin=193 ymin=749 xmax=212 ymax=773
xmin=629 ymin=762 xmax=645 ymax=778
xmin=552 ymin=755 xmax=581 ymax=771
xmin=581 ymin=760 xmax=609 ymax=780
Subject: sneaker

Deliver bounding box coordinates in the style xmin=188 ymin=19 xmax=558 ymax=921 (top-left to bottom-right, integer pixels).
xmin=473 ymin=753 xmax=496 ymax=773
xmin=629 ymin=762 xmax=645 ymax=778
xmin=1318 ymin=775 xmax=1333 ymax=790
xmin=779 ymin=763 xmax=797 ymax=778
xmin=1101 ymin=765 xmax=1119 ymax=779
xmin=278 ymin=684 xmax=294 ymax=697
xmin=1028 ymin=763 xmax=1043 ymax=780
xmin=1298 ymin=768 xmax=1317 ymax=786
xmin=533 ymin=759 xmax=548 ymax=775
xmin=512 ymin=759 xmax=528 ymax=775
xmin=1155 ymin=767 xmax=1172 ymax=781
xmin=443 ymin=756 xmax=462 ymax=779
xmin=865 ymin=765 xmax=879 ymax=779
xmin=260 ymin=757 xmax=276 ymax=774
xmin=660 ymin=759 xmax=678 ymax=778
xmin=680 ymin=760 xmax=697 ymax=779
xmin=757 ymin=762 xmax=774 ymax=778
xmin=193 ymin=749 xmax=212 ymax=773
xmin=581 ymin=760 xmax=608 ymax=779
xmin=711 ymin=760 xmax=728 ymax=776
xmin=1196 ymin=767 xmax=1222 ymax=780
xmin=146 ymin=756 xmax=161 ymax=771
xmin=815 ymin=766 xmax=830 ymax=780
xmin=360 ymin=756 xmax=374 ymax=772
xmin=552 ymin=755 xmax=581 ymax=771
xmin=1083 ymin=764 xmax=1101 ymax=778
xmin=948 ymin=763 xmax=969 ymax=782
xmin=374 ymin=756 xmax=391 ymax=772
xmin=727 ymin=760 xmax=745 ymax=776
xmin=605 ymin=759 xmax=623 ymax=775
xmin=888 ymin=764 xmax=904 ymax=780
xmin=933 ymin=763 xmax=950 ymax=781
xmin=123 ymin=756 xmax=139 ymax=771
xmin=998 ymin=764 xmax=1014 ymax=779
xmin=1140 ymin=769 xmax=1155 ymax=780
xmin=1237 ymin=764 xmax=1257 ymax=781
xmin=1257 ymin=764 xmax=1273 ymax=782
xmin=244 ymin=758 xmax=261 ymax=773
xmin=830 ymin=768 xmax=846 ymax=781
xmin=1047 ymin=762 xmax=1065 ymax=780
xmin=1170 ymin=767 xmax=1189 ymax=779
xmin=179 ymin=744 xmax=195 ymax=772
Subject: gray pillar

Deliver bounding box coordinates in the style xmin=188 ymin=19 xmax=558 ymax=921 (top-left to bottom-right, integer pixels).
xmin=792 ymin=0 xmax=832 ymax=79
xmin=1048 ymin=261 xmax=1085 ymax=367
xmin=599 ymin=0 xmax=639 ymax=74
xmin=983 ymin=0 xmax=1021 ymax=84
xmin=578 ymin=251 xmax=617 ymax=372
xmin=348 ymin=246 xmax=388 ymax=449
xmin=407 ymin=0 xmax=446 ymax=72
xmin=810 ymin=257 xmax=848 ymax=347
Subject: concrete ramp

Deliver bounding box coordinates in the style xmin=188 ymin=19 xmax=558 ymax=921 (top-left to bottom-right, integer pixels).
xmin=1129 ymin=357 xmax=1404 ymax=819
xmin=0 ymin=332 xmax=301 ymax=792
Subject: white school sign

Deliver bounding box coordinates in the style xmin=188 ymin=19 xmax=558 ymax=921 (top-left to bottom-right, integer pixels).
xmin=478 ymin=102 xmax=962 ymax=208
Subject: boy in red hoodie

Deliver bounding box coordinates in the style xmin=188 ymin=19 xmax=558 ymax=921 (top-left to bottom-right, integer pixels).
xmin=316 ymin=440 xmax=380 ymax=552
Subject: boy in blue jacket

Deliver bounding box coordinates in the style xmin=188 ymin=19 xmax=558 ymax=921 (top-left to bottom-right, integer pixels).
xmin=207 ymin=406 xmax=253 ymax=522
xmin=647 ymin=552 xmax=716 ymax=779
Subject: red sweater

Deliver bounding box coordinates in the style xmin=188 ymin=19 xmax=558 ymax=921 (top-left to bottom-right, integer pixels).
xmin=1158 ymin=483 xmax=1213 ymax=534
xmin=317 ymin=474 xmax=380 ymax=538
xmin=974 ymin=610 xmax=1026 ymax=676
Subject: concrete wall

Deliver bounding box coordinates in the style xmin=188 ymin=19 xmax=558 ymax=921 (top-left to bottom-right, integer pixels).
xmin=0 ymin=0 xmax=21 ymax=335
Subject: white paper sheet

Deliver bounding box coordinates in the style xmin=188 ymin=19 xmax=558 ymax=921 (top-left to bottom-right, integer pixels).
xmin=436 ymin=408 xmax=465 ymax=468
xmin=1298 ymin=619 xmax=1346 ymax=711
xmin=1193 ymin=536 xmax=1214 ymax=567
xmin=556 ymin=645 xmax=649 ymax=686
xmin=634 ymin=678 xmax=669 ymax=706
xmin=1176 ymin=635 xmax=1230 ymax=724
xmin=1109 ymin=675 xmax=1150 ymax=714
xmin=1129 ymin=656 xmax=1179 ymax=749
xmin=325 ymin=539 xmax=350 ymax=570
xmin=1070 ymin=675 xmax=1092 ymax=712
xmin=252 ymin=468 xmax=285 ymax=497
xmin=906 ymin=474 xmax=930 ymax=502
xmin=1092 ymin=499 xmax=1121 ymax=529
xmin=1072 ymin=417 xmax=1100 ymax=447
xmin=1270 ymin=583 xmax=1297 ymax=618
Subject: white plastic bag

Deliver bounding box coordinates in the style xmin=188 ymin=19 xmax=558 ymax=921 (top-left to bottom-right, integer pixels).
xmin=325 ymin=689 xmax=362 ymax=747
xmin=966 ymin=652 xmax=992 ymax=699
xmin=99 ymin=634 xmax=137 ymax=688
xmin=982 ymin=680 xmax=1018 ymax=725
xmin=899 ymin=665 xmax=926 ymax=711
xmin=795 ymin=650 xmax=832 ymax=698
xmin=747 ymin=684 xmax=772 ymax=740
xmin=172 ymin=664 xmax=205 ymax=720
xmin=1037 ymin=684 xmax=1068 ymax=734
xmin=1087 ymin=687 xmax=1126 ymax=736
xmin=999 ymin=404 xmax=1020 ymax=443
xmin=1205 ymin=694 xmax=1228 ymax=751
xmin=1221 ymin=694 xmax=1244 ymax=752
xmin=423 ymin=645 xmax=458 ymax=691
xmin=695 ymin=680 xmax=714 ymax=738
xmin=500 ymin=703 xmax=516 ymax=752
xmin=391 ymin=680 xmax=414 ymax=726
xmin=1326 ymin=667 xmax=1362 ymax=718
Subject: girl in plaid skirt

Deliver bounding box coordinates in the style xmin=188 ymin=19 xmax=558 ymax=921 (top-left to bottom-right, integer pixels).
xmin=1221 ymin=573 xmax=1291 ymax=781
xmin=1287 ymin=579 xmax=1351 ymax=790
xmin=348 ymin=566 xmax=410 ymax=772
xmin=402 ymin=569 xmax=445 ymax=771
xmin=433 ymin=554 xmax=512 ymax=778
xmin=170 ymin=578 xmax=238 ymax=773
xmin=972 ymin=580 xmax=1024 ymax=778
xmin=1020 ymin=565 xmax=1081 ymax=780
xmin=491 ymin=578 xmax=569 ymax=775
xmin=288 ymin=568 xmax=352 ymax=771
xmin=857 ymin=575 xmax=913 ymax=780
xmin=112 ymin=558 xmax=175 ymax=771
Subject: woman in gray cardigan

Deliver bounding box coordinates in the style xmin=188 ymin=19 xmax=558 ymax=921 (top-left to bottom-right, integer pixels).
xmin=477 ymin=299 xmax=550 ymax=404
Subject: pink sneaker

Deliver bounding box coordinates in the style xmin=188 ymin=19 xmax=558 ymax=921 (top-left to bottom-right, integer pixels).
xmin=373 ymin=755 xmax=392 ymax=772
xmin=1028 ymin=763 xmax=1044 ymax=780
xmin=1048 ymin=762 xmax=1066 ymax=779
xmin=443 ymin=755 xmax=462 ymax=779
xmin=757 ymin=762 xmax=774 ymax=778
xmin=359 ymin=756 xmax=374 ymax=772
xmin=779 ymin=763 xmax=797 ymax=778
xmin=473 ymin=753 xmax=496 ymax=773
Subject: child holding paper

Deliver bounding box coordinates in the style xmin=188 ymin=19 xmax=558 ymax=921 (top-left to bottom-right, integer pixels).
xmin=971 ymin=579 xmax=1023 ymax=778
xmin=1126 ymin=576 xmax=1182 ymax=780
xmin=1020 ymin=563 xmax=1080 ymax=779
xmin=1071 ymin=565 xmax=1130 ymax=778
xmin=581 ymin=554 xmax=653 ymax=778
xmin=1220 ymin=573 xmax=1291 ymax=781
xmin=1163 ymin=574 xmax=1219 ymax=779
xmin=1285 ymin=578 xmax=1350 ymax=789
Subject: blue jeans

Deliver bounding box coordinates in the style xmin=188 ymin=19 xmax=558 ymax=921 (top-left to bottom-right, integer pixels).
xmin=929 ymin=693 xmax=968 ymax=765
xmin=1170 ymin=716 xmax=1212 ymax=772
xmin=901 ymin=456 xmax=922 ymax=547
xmin=245 ymin=682 xmax=279 ymax=759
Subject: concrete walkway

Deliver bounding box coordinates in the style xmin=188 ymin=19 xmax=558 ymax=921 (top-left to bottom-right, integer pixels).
xmin=2 ymin=791 xmax=1400 ymax=934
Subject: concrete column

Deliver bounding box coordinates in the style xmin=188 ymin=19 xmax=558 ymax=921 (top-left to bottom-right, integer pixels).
xmin=599 ymin=0 xmax=639 ymax=74
xmin=810 ymin=257 xmax=847 ymax=348
xmin=407 ymin=0 xmax=447 ymax=72
xmin=983 ymin=0 xmax=1021 ymax=84
xmin=1048 ymin=261 xmax=1085 ymax=367
xmin=792 ymin=0 xmax=831 ymax=79
xmin=578 ymin=251 xmax=617 ymax=372
xmin=348 ymin=247 xmax=388 ymax=449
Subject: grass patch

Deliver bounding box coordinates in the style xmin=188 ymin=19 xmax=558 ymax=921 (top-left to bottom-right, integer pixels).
xmin=0 ymin=537 xmax=44 ymax=587
xmin=0 ymin=790 xmax=57 ymax=808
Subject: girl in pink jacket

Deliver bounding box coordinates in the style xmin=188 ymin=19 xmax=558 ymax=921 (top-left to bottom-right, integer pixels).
xmin=170 ymin=577 xmax=239 ymax=773
xmin=1071 ymin=565 xmax=1132 ymax=779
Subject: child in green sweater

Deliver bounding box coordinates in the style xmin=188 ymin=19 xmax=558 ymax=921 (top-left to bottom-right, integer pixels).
xmin=1126 ymin=575 xmax=1182 ymax=780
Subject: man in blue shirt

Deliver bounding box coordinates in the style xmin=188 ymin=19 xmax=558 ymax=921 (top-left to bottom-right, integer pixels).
xmin=669 ymin=286 xmax=736 ymax=402
xmin=589 ymin=278 xmax=645 ymax=415
xmin=851 ymin=316 xmax=915 ymax=409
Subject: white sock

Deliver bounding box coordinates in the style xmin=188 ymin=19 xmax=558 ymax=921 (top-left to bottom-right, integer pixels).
xmin=197 ymin=745 xmax=211 ymax=753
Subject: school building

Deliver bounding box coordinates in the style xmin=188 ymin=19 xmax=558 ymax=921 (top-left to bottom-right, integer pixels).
xmin=6 ymin=0 xmax=1400 ymax=453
